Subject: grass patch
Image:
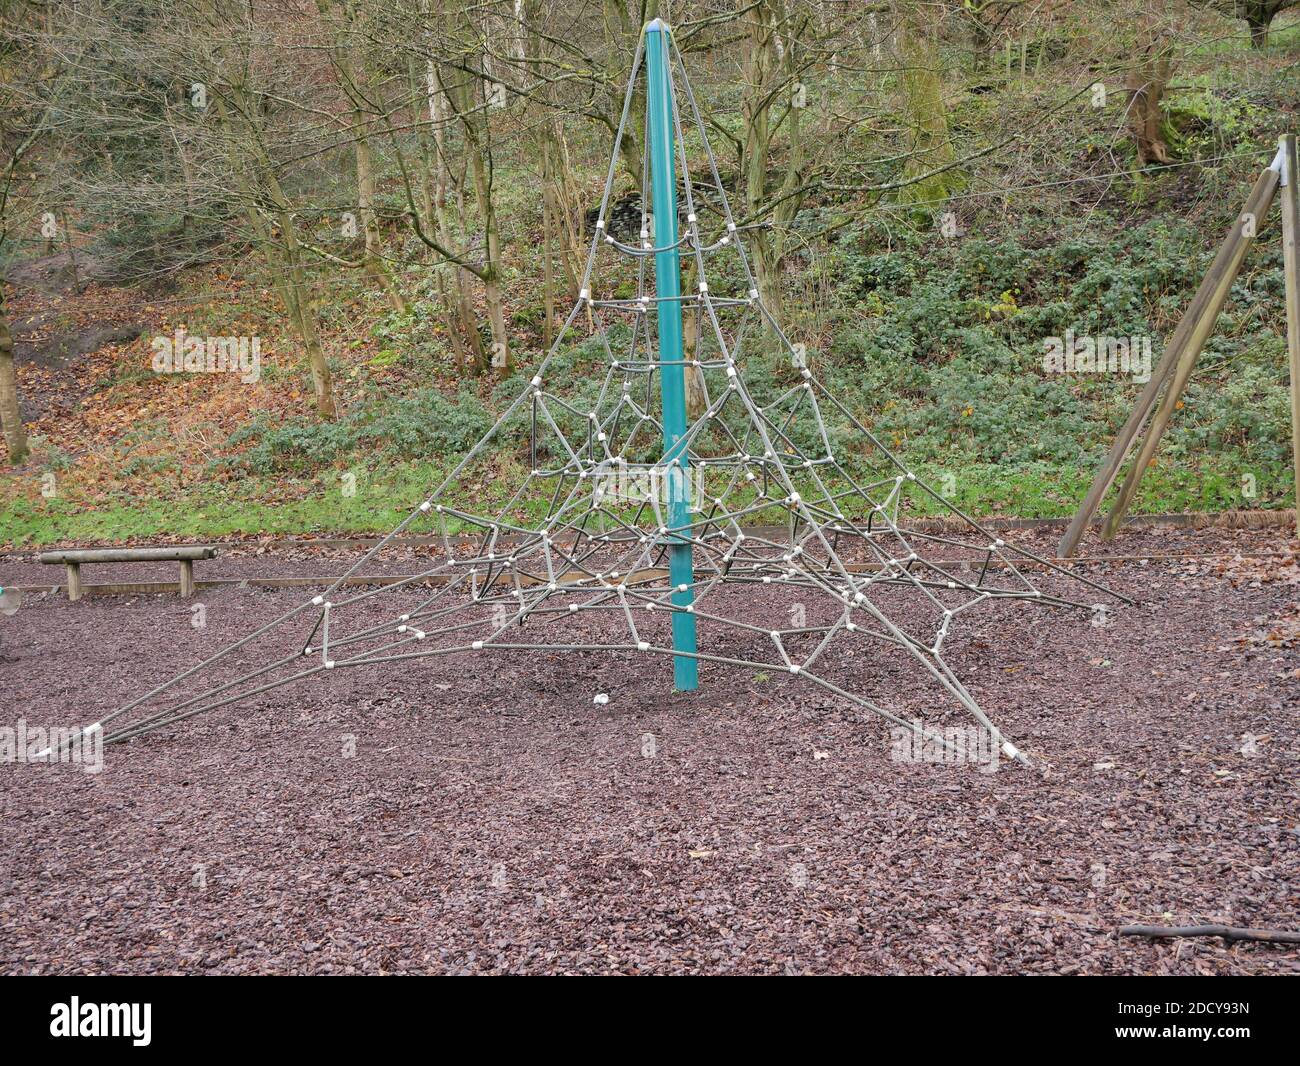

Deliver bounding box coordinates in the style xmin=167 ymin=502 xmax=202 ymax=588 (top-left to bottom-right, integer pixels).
xmin=3 ymin=453 xmax=1289 ymax=548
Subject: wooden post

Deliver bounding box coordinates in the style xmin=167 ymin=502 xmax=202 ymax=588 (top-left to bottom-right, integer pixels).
xmin=1281 ymin=134 xmax=1300 ymax=537
xmin=1100 ymin=263 xmax=1240 ymax=539
xmin=1059 ymin=161 xmax=1282 ymax=556
xmin=179 ymin=559 xmax=195 ymax=598
xmin=65 ymin=562 xmax=82 ymax=602
xmin=1101 ymin=162 xmax=1280 ymax=539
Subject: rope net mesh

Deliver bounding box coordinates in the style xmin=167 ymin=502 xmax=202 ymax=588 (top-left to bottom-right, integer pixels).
xmin=80 ymin=30 xmax=1126 ymax=764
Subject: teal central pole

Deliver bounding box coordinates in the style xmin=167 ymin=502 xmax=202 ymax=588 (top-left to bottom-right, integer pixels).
xmin=645 ymin=19 xmax=698 ymax=691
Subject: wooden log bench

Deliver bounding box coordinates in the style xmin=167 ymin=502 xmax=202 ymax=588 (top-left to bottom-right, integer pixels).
xmin=37 ymin=546 xmax=219 ymax=601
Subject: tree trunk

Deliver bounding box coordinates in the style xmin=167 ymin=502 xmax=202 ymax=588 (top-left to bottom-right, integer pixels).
xmin=682 ymin=304 xmax=708 ymax=418
xmin=410 ymin=55 xmax=436 ymax=232
xmin=316 ymin=0 xmax=407 ymax=311
xmin=602 ymin=0 xmax=646 ymax=192
xmin=739 ymin=0 xmax=811 ymax=320
xmin=539 ymin=121 xmax=582 ymax=297
xmin=276 ymin=206 xmax=337 ymax=420
xmin=541 ymin=137 xmax=558 ymax=352
xmin=740 ymin=0 xmax=779 ymax=316
xmin=1247 ymin=14 xmax=1271 ymax=49
xmin=967 ymin=12 xmax=993 ymax=72
xmin=898 ymin=14 xmax=955 ymax=208
xmin=465 ymin=92 xmax=509 ymax=373
xmin=216 ymin=79 xmax=337 ymax=420
xmin=425 ymin=60 xmax=485 ymax=374
xmin=355 ymin=126 xmax=406 ymax=311
xmin=0 ymin=298 xmax=29 ymax=464
xmin=555 ymin=128 xmax=585 ymax=289
xmin=1127 ymin=28 xmax=1174 ymax=166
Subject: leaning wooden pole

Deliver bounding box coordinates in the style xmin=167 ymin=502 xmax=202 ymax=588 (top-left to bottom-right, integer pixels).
xmin=1280 ymin=134 xmax=1300 ymax=538
xmin=1059 ymin=155 xmax=1284 ymax=557
xmin=1100 ymin=261 xmax=1244 ymax=540
xmin=1101 ymin=161 xmax=1281 ymax=540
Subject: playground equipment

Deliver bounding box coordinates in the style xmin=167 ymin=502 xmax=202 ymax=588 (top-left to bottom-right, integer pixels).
xmin=63 ymin=21 xmax=1127 ymax=764
xmin=1061 ymin=135 xmax=1300 ymax=556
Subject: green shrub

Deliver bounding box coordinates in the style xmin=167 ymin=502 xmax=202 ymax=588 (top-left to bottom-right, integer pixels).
xmin=218 ymin=386 xmax=497 ymax=475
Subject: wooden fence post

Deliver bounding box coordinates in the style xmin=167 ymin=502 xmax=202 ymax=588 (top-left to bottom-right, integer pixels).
xmin=1280 ymin=134 xmax=1300 ymax=537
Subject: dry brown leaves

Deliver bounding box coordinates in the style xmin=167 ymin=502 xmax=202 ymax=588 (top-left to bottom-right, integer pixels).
xmin=1216 ymin=540 xmax=1300 ymax=587
xmin=1236 ymin=606 xmax=1300 ymax=650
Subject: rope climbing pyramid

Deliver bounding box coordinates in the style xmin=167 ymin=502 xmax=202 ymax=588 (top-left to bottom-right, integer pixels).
xmin=75 ymin=21 xmax=1128 ymax=764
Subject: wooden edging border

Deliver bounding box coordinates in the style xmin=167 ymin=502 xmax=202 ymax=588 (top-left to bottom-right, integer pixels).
xmin=3 ymin=507 xmax=1294 ymax=558
xmin=3 ymin=508 xmax=1293 ymax=601
xmin=7 ymin=546 xmax=1293 ymax=602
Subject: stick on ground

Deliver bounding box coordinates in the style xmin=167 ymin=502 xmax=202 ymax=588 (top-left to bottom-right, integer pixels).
xmin=1120 ymin=924 xmax=1300 ymax=945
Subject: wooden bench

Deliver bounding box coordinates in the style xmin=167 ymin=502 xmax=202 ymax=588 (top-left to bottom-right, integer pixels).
xmin=38 ymin=546 xmax=219 ymax=601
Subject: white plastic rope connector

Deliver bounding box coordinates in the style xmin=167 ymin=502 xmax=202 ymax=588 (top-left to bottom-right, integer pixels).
xmin=1270 ymin=140 xmax=1288 ymax=184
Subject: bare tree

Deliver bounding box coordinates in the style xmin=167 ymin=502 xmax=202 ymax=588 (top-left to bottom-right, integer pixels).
xmin=1127 ymin=11 xmax=1176 ymax=166
xmin=315 ymin=0 xmax=408 ymax=312
xmin=0 ymin=0 xmax=65 ymax=463
xmin=198 ymin=1 xmax=338 ymax=417
xmin=897 ymin=4 xmax=956 ymax=206
xmin=1209 ymin=0 xmax=1300 ymax=47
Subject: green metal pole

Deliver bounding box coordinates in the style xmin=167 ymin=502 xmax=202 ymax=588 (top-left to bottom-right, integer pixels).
xmin=645 ymin=19 xmax=697 ymax=691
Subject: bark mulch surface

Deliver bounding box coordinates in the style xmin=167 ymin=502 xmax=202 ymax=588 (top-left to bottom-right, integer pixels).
xmin=1 ymin=525 xmax=1297 ymax=974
